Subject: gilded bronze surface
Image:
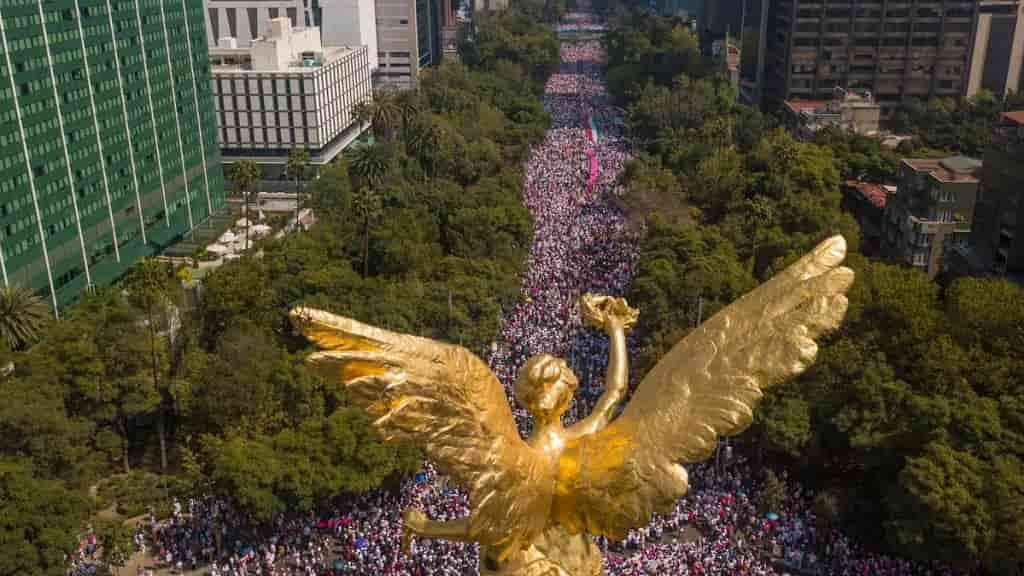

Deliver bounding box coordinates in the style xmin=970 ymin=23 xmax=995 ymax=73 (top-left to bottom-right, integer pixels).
xmin=290 ymin=235 xmax=854 ymax=576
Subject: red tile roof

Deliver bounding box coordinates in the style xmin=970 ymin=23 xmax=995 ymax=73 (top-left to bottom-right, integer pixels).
xmin=784 ymin=100 xmax=828 ymax=114
xmin=1002 ymin=110 xmax=1024 ymax=125
xmin=844 ymin=180 xmax=892 ymax=209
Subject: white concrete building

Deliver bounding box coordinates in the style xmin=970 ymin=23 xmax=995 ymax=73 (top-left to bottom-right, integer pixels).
xmin=209 ymin=18 xmax=372 ymax=171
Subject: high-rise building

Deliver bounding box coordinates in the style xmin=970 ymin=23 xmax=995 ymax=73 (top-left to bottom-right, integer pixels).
xmin=204 ymin=0 xmax=319 ymax=46
xmin=319 ymin=0 xmax=379 ymax=69
xmin=760 ymin=0 xmax=982 ymax=115
xmin=375 ymin=0 xmax=440 ymax=87
xmin=966 ymin=0 xmax=1024 ymax=97
xmin=0 ymin=0 xmax=224 ymax=310
xmin=737 ymin=0 xmax=770 ymax=104
xmin=949 ymin=111 xmax=1024 ymax=279
xmin=703 ymin=0 xmax=745 ymax=39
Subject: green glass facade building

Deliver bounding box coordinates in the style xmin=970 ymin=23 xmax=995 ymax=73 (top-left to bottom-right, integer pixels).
xmin=0 ymin=0 xmax=224 ymax=310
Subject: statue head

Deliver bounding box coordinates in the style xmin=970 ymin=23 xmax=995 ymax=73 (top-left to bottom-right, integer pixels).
xmin=515 ymin=354 xmax=578 ymax=422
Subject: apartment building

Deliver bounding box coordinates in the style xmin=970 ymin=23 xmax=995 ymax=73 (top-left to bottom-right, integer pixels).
xmin=0 ymin=0 xmax=224 ymax=310
xmin=882 ymin=156 xmax=981 ymax=278
xmin=761 ymin=0 xmax=981 ymax=114
xmin=950 ymin=111 xmax=1024 ymax=279
xmin=210 ymin=18 xmax=372 ymax=172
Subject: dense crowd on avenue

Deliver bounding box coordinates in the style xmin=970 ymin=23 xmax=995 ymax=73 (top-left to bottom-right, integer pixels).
xmin=70 ymin=11 xmax=961 ymax=576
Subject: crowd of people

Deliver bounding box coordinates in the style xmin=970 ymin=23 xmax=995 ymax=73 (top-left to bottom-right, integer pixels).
xmin=488 ymin=32 xmax=638 ymax=434
xmin=70 ymin=10 xmax=963 ymax=576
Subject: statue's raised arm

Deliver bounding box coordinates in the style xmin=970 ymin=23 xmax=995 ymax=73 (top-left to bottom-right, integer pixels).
xmin=552 ymin=236 xmax=853 ymax=540
xmin=565 ymin=294 xmax=638 ymax=439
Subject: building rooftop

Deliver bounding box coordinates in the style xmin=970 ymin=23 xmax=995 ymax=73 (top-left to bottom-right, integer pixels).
xmin=784 ymin=88 xmax=879 ymax=116
xmin=903 ymin=156 xmax=982 ymax=182
xmin=784 ymin=100 xmax=829 ymax=114
xmin=1002 ymin=110 xmax=1024 ymax=125
xmin=845 ymin=180 xmax=896 ymax=209
xmin=209 ymin=18 xmax=361 ymax=73
xmin=210 ymin=45 xmax=358 ymax=73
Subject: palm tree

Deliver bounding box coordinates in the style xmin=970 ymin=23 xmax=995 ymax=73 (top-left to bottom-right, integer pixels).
xmin=405 ymin=119 xmax=442 ymax=178
xmin=0 ymin=285 xmax=50 ymax=352
xmin=348 ymin=143 xmax=390 ymax=190
xmin=286 ymin=148 xmax=309 ymax=231
xmin=228 ymin=160 xmax=262 ymax=251
xmin=352 ymin=186 xmax=383 ymax=278
xmin=396 ymin=90 xmax=420 ymax=132
xmin=355 ymin=89 xmax=401 ymax=139
xmin=124 ymin=259 xmax=178 ymax=471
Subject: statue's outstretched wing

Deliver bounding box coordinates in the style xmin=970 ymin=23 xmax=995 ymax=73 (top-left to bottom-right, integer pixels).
xmin=553 ymin=236 xmax=853 ymax=539
xmin=291 ymin=308 xmax=551 ymax=556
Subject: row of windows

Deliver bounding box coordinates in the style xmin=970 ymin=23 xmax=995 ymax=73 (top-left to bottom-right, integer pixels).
xmin=220 ymin=127 xmax=316 ymax=147
xmin=1 ymin=7 xmax=217 ymax=253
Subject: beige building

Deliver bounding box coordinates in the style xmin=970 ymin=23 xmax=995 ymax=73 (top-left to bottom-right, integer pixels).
xmin=882 ymin=156 xmax=981 ymax=278
xmin=966 ymin=0 xmax=1024 ymax=97
xmin=783 ymin=87 xmax=881 ymax=140
xmin=209 ymin=19 xmax=372 ymax=173
xmin=375 ymin=0 xmax=441 ymax=87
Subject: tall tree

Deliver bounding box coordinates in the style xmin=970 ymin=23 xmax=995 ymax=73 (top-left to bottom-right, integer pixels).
xmin=348 ymin=143 xmax=390 ymax=190
xmin=352 ymin=187 xmax=383 ymax=278
xmin=50 ymin=291 xmax=160 ymax=473
xmin=395 ymin=89 xmax=421 ymax=132
xmin=405 ymin=118 xmax=441 ymax=178
xmin=229 ymin=160 xmax=262 ymax=251
xmin=287 ymin=148 xmax=310 ymax=231
xmin=758 ymin=469 xmax=787 ymax=516
xmin=0 ymin=459 xmax=88 ymax=576
xmin=124 ymin=259 xmax=180 ymax=471
xmin=0 ymin=285 xmax=50 ymax=352
xmin=95 ymin=518 xmax=134 ymax=576
xmin=355 ymin=89 xmax=402 ymax=139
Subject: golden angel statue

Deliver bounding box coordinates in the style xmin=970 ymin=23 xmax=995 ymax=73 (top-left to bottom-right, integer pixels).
xmin=290 ymin=235 xmax=853 ymax=576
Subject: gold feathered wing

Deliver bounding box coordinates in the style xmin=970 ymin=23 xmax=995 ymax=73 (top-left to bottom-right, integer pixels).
xmin=290 ymin=308 xmax=552 ymax=557
xmin=553 ymin=235 xmax=854 ymax=539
